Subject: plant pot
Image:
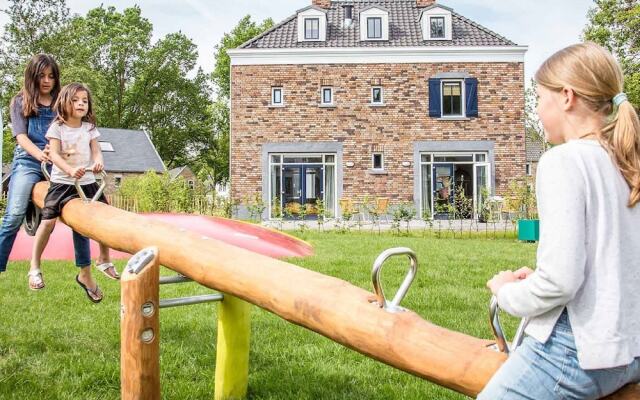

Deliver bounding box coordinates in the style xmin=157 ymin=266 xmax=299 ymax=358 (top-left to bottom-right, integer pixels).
xmin=518 ymin=219 xmax=540 ymax=242
xmin=434 ymin=213 xmax=450 ymax=221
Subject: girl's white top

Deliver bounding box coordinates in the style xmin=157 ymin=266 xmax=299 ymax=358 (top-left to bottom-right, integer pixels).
xmin=497 ymin=139 xmax=640 ymax=369
xmin=45 ymin=122 xmax=100 ymax=185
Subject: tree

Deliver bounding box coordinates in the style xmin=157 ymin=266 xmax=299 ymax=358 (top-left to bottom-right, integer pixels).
xmin=212 ymin=15 xmax=274 ymax=99
xmin=584 ymin=0 xmax=640 ymax=107
xmin=0 ymin=0 xmax=72 ymax=164
xmin=0 ymin=2 xmax=214 ymax=170
xmin=202 ymin=15 xmax=273 ymax=184
xmin=525 ymin=79 xmax=548 ymax=151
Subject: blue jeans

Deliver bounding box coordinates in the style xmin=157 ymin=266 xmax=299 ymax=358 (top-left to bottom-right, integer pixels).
xmin=478 ymin=310 xmax=640 ymax=399
xmin=0 ymin=154 xmax=91 ymax=272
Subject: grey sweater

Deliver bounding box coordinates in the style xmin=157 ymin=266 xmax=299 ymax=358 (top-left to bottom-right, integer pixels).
xmin=497 ymin=139 xmax=640 ymax=369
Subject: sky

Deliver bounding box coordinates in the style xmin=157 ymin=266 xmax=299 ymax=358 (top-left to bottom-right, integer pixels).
xmin=0 ymin=0 xmax=595 ymax=85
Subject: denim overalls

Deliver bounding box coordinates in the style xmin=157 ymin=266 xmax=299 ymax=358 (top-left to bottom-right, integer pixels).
xmin=0 ymin=104 xmax=91 ymax=272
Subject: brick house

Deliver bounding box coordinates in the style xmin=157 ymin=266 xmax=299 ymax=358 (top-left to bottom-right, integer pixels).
xmin=228 ymin=0 xmax=527 ymax=220
xmin=169 ymin=166 xmax=198 ymax=189
xmin=97 ymin=128 xmax=165 ymax=195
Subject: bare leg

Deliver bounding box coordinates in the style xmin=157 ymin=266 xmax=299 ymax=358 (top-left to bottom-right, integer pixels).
xmin=30 ymin=218 xmax=57 ymax=273
xmin=97 ymin=242 xmax=110 ymax=265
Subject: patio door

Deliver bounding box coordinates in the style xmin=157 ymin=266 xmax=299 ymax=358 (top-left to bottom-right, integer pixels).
xmin=282 ymin=165 xmax=323 ymax=219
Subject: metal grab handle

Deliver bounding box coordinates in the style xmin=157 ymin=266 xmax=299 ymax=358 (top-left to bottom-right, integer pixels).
xmin=41 ymin=161 xmax=51 ymax=181
xmin=489 ymin=295 xmax=528 ymax=354
xmin=75 ymin=169 xmax=108 ymax=202
xmin=371 ymin=247 xmax=418 ymax=313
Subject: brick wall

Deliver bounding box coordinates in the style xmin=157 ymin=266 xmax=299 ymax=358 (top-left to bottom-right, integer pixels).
xmin=231 ymin=62 xmax=525 ymax=209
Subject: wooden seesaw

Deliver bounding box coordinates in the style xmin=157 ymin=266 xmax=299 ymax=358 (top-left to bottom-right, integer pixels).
xmin=30 ymin=181 xmax=640 ymax=399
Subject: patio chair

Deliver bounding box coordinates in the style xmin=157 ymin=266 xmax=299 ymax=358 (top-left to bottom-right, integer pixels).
xmin=375 ymin=197 xmax=390 ymax=224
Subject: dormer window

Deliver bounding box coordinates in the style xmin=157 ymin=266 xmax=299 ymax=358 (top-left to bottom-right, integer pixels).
xmin=304 ymin=18 xmax=320 ymax=40
xmin=359 ymin=6 xmax=389 ymax=41
xmin=367 ymin=17 xmax=382 ymax=39
xmin=297 ymin=6 xmax=327 ymax=42
xmin=419 ymin=5 xmax=453 ymax=41
xmin=430 ymin=17 xmax=445 ymax=39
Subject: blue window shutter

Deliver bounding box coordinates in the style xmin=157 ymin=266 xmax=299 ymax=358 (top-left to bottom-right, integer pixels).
xmin=465 ymin=78 xmax=478 ymax=117
xmin=428 ymin=78 xmax=441 ymax=117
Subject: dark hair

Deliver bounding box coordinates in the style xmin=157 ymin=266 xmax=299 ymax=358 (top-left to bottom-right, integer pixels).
xmin=11 ymin=54 xmax=61 ymax=117
xmin=53 ymin=83 xmax=96 ymax=129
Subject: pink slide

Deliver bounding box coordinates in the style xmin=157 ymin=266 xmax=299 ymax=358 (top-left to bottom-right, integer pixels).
xmin=9 ymin=213 xmax=312 ymax=261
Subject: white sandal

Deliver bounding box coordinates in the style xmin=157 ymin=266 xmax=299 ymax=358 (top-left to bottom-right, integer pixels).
xmin=28 ymin=269 xmax=45 ymax=290
xmin=96 ymin=262 xmax=120 ymax=280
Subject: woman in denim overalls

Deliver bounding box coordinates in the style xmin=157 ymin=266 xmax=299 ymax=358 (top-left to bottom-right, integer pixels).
xmin=0 ymin=54 xmax=102 ymax=296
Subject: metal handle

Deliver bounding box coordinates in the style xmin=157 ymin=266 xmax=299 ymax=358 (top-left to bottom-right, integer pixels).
xmin=41 ymin=161 xmax=51 ymax=181
xmin=42 ymin=161 xmax=108 ymax=202
xmin=489 ymin=295 xmax=528 ymax=354
xmin=75 ymin=170 xmax=108 ymax=202
xmin=371 ymin=247 xmax=418 ymax=313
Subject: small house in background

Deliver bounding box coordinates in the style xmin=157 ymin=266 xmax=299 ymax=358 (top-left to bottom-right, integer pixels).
xmin=98 ymin=128 xmax=166 ymax=195
xmin=169 ymin=166 xmax=198 ymax=189
xmin=3 ymin=128 xmax=166 ymax=196
xmin=525 ymin=135 xmax=545 ymax=181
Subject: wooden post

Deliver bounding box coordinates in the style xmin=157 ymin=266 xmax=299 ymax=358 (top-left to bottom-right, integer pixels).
xmin=121 ymin=247 xmax=161 ymax=400
xmin=214 ymin=295 xmax=251 ymax=400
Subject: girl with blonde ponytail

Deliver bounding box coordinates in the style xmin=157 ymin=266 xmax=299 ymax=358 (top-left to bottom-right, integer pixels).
xmin=480 ymin=42 xmax=640 ymax=399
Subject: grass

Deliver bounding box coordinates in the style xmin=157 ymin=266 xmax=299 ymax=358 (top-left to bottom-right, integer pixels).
xmin=0 ymin=231 xmax=537 ymax=399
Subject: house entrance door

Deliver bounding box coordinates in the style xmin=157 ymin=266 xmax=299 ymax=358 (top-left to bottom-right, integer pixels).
xmin=282 ymin=165 xmax=323 ymax=219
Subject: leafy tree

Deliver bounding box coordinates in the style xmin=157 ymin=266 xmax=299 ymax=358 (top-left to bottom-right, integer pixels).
xmin=0 ymin=1 xmax=214 ymax=170
xmin=203 ymin=15 xmax=273 ymax=184
xmin=584 ymin=0 xmax=640 ymax=107
xmin=212 ymin=15 xmax=274 ymax=99
xmin=525 ymin=79 xmax=548 ymax=151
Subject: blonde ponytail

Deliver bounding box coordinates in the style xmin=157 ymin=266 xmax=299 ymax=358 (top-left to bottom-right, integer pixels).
xmin=535 ymin=42 xmax=640 ymax=207
xmin=601 ymin=99 xmax=640 ymax=206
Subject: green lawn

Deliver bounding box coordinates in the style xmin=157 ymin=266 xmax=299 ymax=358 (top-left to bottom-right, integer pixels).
xmin=0 ymin=231 xmax=536 ymax=399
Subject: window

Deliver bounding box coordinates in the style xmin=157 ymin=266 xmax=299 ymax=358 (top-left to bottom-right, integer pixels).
xmin=304 ymin=18 xmax=320 ymax=40
xmin=188 ymin=180 xmax=195 ymax=189
xmin=99 ymin=141 xmax=114 ymax=152
xmin=372 ymin=153 xmax=384 ymax=170
xmin=321 ymin=87 xmax=333 ymax=105
xmin=367 ymin=17 xmax=382 ymax=39
xmin=430 ymin=17 xmax=445 ymax=39
xmin=114 ymin=176 xmax=122 ymax=188
xmin=371 ymin=87 xmax=383 ymax=104
xmin=271 ymin=87 xmax=283 ymax=106
xmin=526 ymin=163 xmax=532 ymax=176
xmin=442 ymin=81 xmax=463 ymax=117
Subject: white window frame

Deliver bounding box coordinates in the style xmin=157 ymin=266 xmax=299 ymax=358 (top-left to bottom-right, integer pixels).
xmin=188 ymin=179 xmax=195 ymax=189
xmin=367 ymin=17 xmax=383 ymax=39
xmin=419 ymin=152 xmax=490 ymax=219
xmin=420 ymin=6 xmax=453 ymax=41
xmin=271 ymin=87 xmax=284 ymax=106
xmin=304 ymin=17 xmax=320 ymax=40
xmin=429 ymin=16 xmax=446 ymax=39
xmin=268 ymin=152 xmax=337 ymax=219
xmin=372 ymin=153 xmax=384 ymax=170
xmin=296 ymin=8 xmax=327 ymax=42
xmin=320 ymin=87 xmax=333 ymax=106
xmin=526 ymin=163 xmax=532 ymax=176
xmin=99 ymin=141 xmax=114 ymax=152
xmin=371 ymin=86 xmax=384 ymax=105
xmin=440 ymin=80 xmax=465 ymax=118
xmin=359 ymin=7 xmax=389 ymax=41
xmin=114 ymin=174 xmax=123 ymax=188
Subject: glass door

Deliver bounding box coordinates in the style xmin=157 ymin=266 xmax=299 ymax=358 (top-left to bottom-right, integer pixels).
xmin=303 ymin=166 xmax=323 ymax=218
xmin=282 ymin=165 xmax=303 ymax=217
xmin=474 ymin=163 xmax=491 ymax=217
xmin=433 ymin=164 xmax=454 ymax=215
